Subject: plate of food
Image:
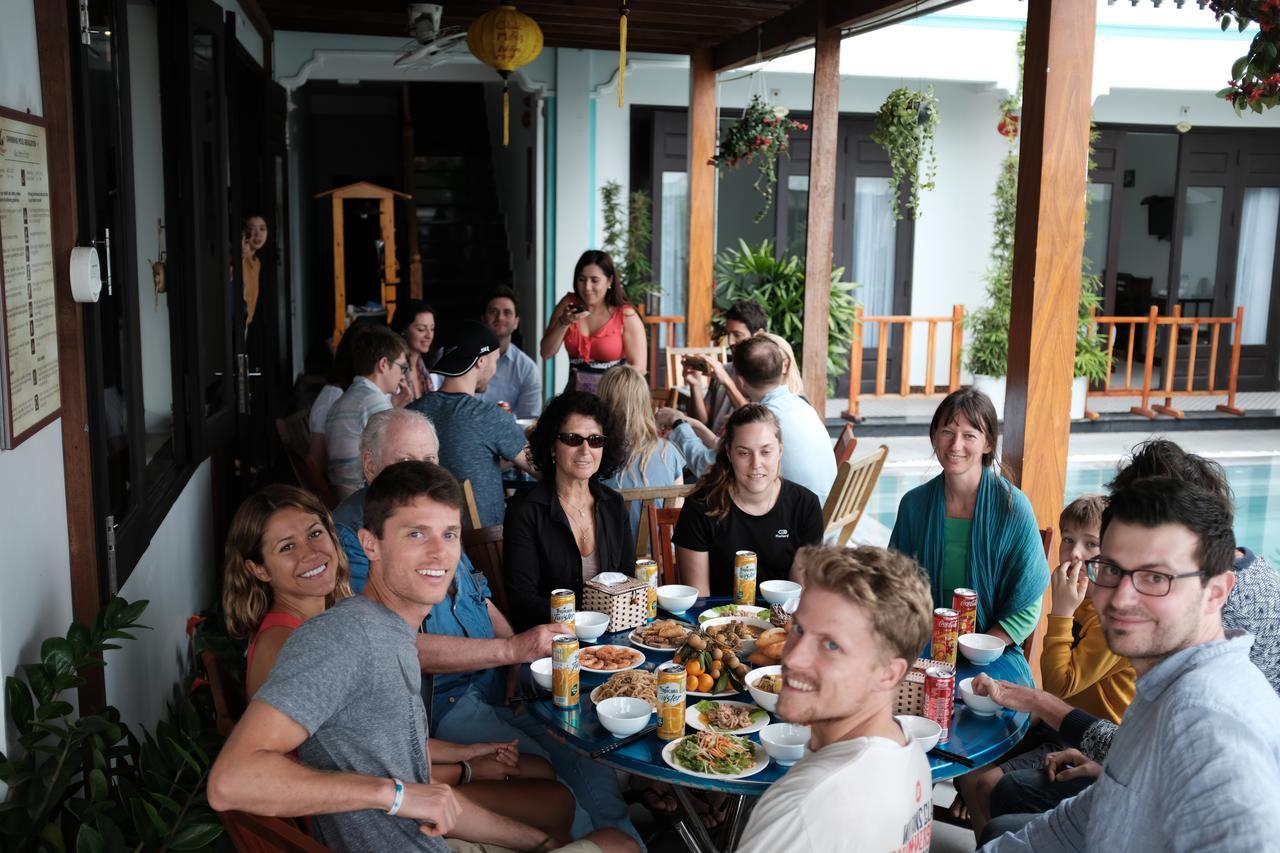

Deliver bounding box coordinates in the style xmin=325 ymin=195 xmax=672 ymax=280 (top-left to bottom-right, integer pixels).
xmin=629 ymin=619 xmax=692 ymax=652
xmin=661 ymin=731 xmax=769 ymax=780
xmin=686 ymin=700 xmax=770 ymax=735
xmin=700 ymin=617 xmax=771 ymax=654
xmin=590 ymin=670 xmax=657 ymax=711
xmin=579 ymin=645 xmax=646 ymax=674
xmin=698 ymin=604 xmax=770 ymax=623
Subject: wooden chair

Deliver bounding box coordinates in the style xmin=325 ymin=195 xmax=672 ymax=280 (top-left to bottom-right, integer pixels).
xmin=459 ymin=479 xmax=482 ymax=530
xmin=276 ymin=414 xmax=338 ymax=509
xmin=618 ymin=483 xmax=697 ymax=559
xmin=834 ymin=422 xmax=858 ymax=466
xmin=198 ymin=649 xmax=245 ymax=740
xmin=463 ymin=524 xmax=509 ymax=619
xmin=663 ymin=346 xmax=728 ymax=390
xmin=821 ymin=445 xmax=889 ymax=546
xmin=649 ymin=386 xmax=680 ymax=410
xmin=218 ymin=811 xmax=329 ymax=853
xmin=647 ymin=504 xmax=683 ymax=586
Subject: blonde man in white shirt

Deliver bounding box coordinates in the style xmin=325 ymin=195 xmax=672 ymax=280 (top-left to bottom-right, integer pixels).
xmin=740 ymin=545 xmax=935 ymax=853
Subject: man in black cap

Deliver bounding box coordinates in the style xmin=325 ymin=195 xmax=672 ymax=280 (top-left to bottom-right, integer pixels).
xmin=410 ymin=321 xmax=537 ymax=526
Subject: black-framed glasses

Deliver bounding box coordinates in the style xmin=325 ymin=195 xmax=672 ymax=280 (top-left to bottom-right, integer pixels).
xmin=394 ymin=360 xmax=410 ymax=374
xmin=557 ymin=432 xmax=608 ymax=449
xmin=1084 ymin=558 xmax=1202 ymax=598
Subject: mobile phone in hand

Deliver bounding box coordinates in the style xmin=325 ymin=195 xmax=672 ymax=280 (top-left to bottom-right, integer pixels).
xmin=567 ymin=300 xmax=589 ymax=315
xmin=682 ymin=355 xmax=711 ymax=375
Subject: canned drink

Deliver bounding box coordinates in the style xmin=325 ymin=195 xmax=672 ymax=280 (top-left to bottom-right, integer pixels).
xmin=932 ymin=607 xmax=960 ymax=666
xmin=656 ymin=662 xmax=687 ymax=741
xmin=923 ymin=665 xmax=956 ymax=742
xmin=635 ymin=559 xmax=659 ymax=621
xmin=952 ymin=589 xmax=978 ymax=637
xmin=550 ymin=589 xmax=576 ymax=634
xmin=552 ymin=635 xmax=580 ymax=709
xmin=734 ymin=551 xmax=758 ymax=606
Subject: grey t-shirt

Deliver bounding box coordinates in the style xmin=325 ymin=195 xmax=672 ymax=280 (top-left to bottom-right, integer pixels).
xmin=255 ymin=595 xmax=444 ymax=853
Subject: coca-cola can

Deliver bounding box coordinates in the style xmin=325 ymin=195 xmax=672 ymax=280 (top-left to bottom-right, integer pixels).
xmin=932 ymin=607 xmax=960 ymax=666
xmin=923 ymin=665 xmax=956 ymax=742
xmin=952 ymin=589 xmax=978 ymax=637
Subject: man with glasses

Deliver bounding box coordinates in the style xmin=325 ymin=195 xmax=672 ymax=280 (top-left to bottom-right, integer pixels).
xmin=981 ymin=477 xmax=1280 ymax=851
xmin=326 ymin=325 xmax=411 ymax=498
xmin=410 ymin=321 xmax=538 ymax=527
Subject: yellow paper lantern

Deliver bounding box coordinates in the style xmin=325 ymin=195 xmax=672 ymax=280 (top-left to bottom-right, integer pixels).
xmin=467 ymin=4 xmax=544 ymax=146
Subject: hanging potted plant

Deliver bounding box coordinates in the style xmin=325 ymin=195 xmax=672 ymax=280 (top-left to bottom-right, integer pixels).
xmin=870 ymin=86 xmax=939 ymax=220
xmin=710 ymin=94 xmax=808 ymax=223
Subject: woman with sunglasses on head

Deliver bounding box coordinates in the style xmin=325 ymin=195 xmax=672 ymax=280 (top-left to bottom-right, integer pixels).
xmin=503 ymin=392 xmax=634 ymax=631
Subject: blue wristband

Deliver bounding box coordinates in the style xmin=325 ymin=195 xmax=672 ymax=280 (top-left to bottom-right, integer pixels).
xmin=386 ymin=778 xmax=406 ymax=816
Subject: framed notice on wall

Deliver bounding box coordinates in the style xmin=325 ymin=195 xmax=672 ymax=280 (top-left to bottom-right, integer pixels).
xmin=0 ymin=107 xmax=61 ymax=449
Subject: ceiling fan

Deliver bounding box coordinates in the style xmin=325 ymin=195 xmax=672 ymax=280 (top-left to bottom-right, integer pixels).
xmin=393 ymin=4 xmax=467 ymax=68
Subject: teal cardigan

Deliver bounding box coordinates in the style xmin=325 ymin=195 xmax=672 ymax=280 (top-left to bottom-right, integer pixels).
xmin=889 ymin=467 xmax=1048 ymax=636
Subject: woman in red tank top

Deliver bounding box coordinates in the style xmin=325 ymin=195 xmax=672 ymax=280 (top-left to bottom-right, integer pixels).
xmin=540 ymin=250 xmax=648 ymax=394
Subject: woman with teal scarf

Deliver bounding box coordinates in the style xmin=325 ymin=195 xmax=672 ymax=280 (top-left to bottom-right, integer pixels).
xmin=889 ymin=389 xmax=1048 ymax=647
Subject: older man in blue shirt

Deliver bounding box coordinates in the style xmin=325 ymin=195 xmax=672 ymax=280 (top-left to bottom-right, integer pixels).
xmin=981 ymin=478 xmax=1280 ymax=853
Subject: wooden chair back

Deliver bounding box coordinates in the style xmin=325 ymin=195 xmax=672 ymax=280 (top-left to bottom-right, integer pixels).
xmin=821 ymin=445 xmax=889 ymax=546
xmin=649 ymin=386 xmax=680 ymax=410
xmin=834 ymin=422 xmax=858 ymax=466
xmin=276 ymin=415 xmax=338 ymax=509
xmin=218 ymin=811 xmax=329 ymax=853
xmin=646 ymin=504 xmax=683 ymax=586
xmin=198 ymin=649 xmax=245 ymax=739
xmin=459 ymin=479 xmax=482 ymax=530
xmin=663 ymin=346 xmax=728 ymax=390
xmin=618 ymin=484 xmax=697 ymax=559
xmin=462 ymin=524 xmax=509 ymax=619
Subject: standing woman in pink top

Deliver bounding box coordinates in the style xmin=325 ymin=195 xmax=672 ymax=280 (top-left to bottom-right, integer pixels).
xmin=541 ymin=250 xmax=647 ymax=393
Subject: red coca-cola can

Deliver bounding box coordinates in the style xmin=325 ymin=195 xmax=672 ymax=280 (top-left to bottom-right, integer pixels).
xmin=932 ymin=607 xmax=960 ymax=666
xmin=952 ymin=589 xmax=978 ymax=637
xmin=924 ymin=665 xmax=956 ymax=742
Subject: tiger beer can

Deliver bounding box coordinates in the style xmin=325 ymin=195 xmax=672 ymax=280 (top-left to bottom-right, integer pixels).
xmin=552 ymin=635 xmax=581 ymax=710
xmin=932 ymin=607 xmax=960 ymax=666
xmin=734 ymin=551 xmax=758 ymax=606
xmin=923 ymin=666 xmax=956 ymax=742
xmin=656 ymin=662 xmax=687 ymax=741
xmin=952 ymin=589 xmax=978 ymax=637
xmin=550 ymin=589 xmax=576 ymax=634
xmin=636 ymin=559 xmax=659 ymax=621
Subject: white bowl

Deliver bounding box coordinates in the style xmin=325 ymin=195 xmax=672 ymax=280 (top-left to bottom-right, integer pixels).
xmin=744 ymin=665 xmax=782 ymax=714
xmin=657 ymin=584 xmax=698 ymax=614
xmin=595 ymin=696 xmax=652 ymax=737
xmin=760 ymin=723 xmax=810 ymax=766
xmin=959 ymin=677 xmax=1002 ymax=716
xmin=575 ymin=611 xmax=611 ymax=642
xmin=958 ymin=633 xmax=1005 ymax=666
xmin=530 ymin=657 xmax=553 ymax=690
xmin=759 ymin=580 xmax=801 ymax=606
xmin=895 ymin=715 xmax=942 ymax=753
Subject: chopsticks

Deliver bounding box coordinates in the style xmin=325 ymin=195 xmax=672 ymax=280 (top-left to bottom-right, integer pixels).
xmin=590 ymin=724 xmax=658 ymax=758
xmin=929 ymin=746 xmax=975 ymax=767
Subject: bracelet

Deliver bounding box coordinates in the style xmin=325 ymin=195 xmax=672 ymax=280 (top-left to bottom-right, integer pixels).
xmin=459 ymin=760 xmax=472 ymax=785
xmin=386 ymin=777 xmax=406 ymax=816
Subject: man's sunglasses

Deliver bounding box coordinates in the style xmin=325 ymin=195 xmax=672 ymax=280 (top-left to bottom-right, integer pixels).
xmin=557 ymin=432 xmax=608 ymax=449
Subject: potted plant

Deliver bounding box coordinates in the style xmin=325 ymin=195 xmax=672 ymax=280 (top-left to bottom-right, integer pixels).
xmin=710 ymin=95 xmax=808 ymax=223
xmin=600 ymin=181 xmax=661 ymax=306
xmin=870 ymin=86 xmax=940 ymax=220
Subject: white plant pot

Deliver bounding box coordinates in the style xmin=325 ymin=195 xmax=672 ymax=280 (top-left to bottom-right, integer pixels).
xmin=1070 ymin=376 xmax=1088 ymax=421
xmin=971 ymin=374 xmax=1006 ymax=417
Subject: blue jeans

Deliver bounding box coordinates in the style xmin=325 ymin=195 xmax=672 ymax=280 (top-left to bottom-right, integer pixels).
xmin=433 ymin=686 xmax=641 ymax=847
xmin=978 ymin=767 xmax=1096 ymax=847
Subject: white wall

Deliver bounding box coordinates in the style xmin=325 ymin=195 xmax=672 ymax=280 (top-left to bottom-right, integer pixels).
xmin=0 ymin=0 xmax=41 ymax=114
xmin=551 ymin=50 xmax=593 ymax=392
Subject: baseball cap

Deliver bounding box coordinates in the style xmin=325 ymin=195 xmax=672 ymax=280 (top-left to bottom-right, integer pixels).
xmin=432 ymin=320 xmax=500 ymax=376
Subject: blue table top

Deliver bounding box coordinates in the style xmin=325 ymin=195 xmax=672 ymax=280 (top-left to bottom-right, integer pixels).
xmin=523 ymin=597 xmax=1033 ymax=795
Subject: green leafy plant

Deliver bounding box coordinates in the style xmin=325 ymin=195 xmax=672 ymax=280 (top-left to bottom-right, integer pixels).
xmin=871 ymin=87 xmax=940 ymax=220
xmin=601 ymin=181 xmax=661 ymax=305
xmin=0 ymin=598 xmax=224 ymax=852
xmin=710 ymin=95 xmax=809 ymax=223
xmin=1210 ymin=0 xmax=1280 ymax=112
xmin=712 ymin=238 xmax=859 ymax=387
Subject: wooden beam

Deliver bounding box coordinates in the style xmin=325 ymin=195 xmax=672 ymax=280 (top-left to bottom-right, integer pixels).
xmin=801 ymin=5 xmax=840 ymax=413
xmin=686 ymin=47 xmax=716 ymax=348
xmin=1001 ymin=0 xmax=1098 ymax=685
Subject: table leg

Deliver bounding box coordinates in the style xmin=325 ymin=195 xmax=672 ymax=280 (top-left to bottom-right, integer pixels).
xmin=674 ymin=820 xmax=705 ymax=853
xmin=672 ymin=785 xmax=721 ymax=853
xmin=720 ymin=794 xmax=751 ymax=851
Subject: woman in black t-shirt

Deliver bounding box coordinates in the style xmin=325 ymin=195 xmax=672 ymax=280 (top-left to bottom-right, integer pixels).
xmin=672 ymin=404 xmax=824 ymax=596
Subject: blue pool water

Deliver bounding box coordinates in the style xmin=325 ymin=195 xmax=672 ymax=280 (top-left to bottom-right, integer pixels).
xmin=866 ymin=457 xmax=1280 ymax=562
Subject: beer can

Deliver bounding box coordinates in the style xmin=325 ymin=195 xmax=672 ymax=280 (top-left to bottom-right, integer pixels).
xmin=952 ymin=589 xmax=978 ymax=637
xmin=923 ymin=666 xmax=956 ymax=742
xmin=635 ymin=559 xmax=659 ymax=622
xmin=552 ymin=635 xmax=580 ymax=709
xmin=656 ymin=662 xmax=687 ymax=741
xmin=932 ymin=607 xmax=960 ymax=666
xmin=734 ymin=551 xmax=758 ymax=606
xmin=550 ymin=589 xmax=576 ymax=634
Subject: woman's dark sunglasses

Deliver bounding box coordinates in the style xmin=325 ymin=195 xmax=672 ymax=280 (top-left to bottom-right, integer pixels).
xmin=557 ymin=432 xmax=608 ymax=449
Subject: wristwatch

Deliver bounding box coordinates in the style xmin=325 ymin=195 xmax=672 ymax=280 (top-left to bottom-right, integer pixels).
xmin=671 ymin=419 xmax=687 ymax=431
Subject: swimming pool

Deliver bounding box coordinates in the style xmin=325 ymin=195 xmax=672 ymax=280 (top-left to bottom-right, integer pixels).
xmin=866 ymin=456 xmax=1280 ymax=562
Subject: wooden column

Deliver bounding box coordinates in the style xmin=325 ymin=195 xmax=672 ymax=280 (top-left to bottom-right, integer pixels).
xmin=686 ymin=47 xmax=716 ymax=347
xmin=1002 ymin=0 xmax=1097 ymax=682
xmin=801 ymin=5 xmax=840 ymax=413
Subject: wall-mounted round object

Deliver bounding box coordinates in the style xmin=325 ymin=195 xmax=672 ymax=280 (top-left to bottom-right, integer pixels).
xmin=70 ymin=246 xmax=102 ymax=303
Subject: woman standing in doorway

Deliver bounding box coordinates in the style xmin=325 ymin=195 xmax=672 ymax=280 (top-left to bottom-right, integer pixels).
xmin=241 ymin=214 xmax=268 ymax=331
